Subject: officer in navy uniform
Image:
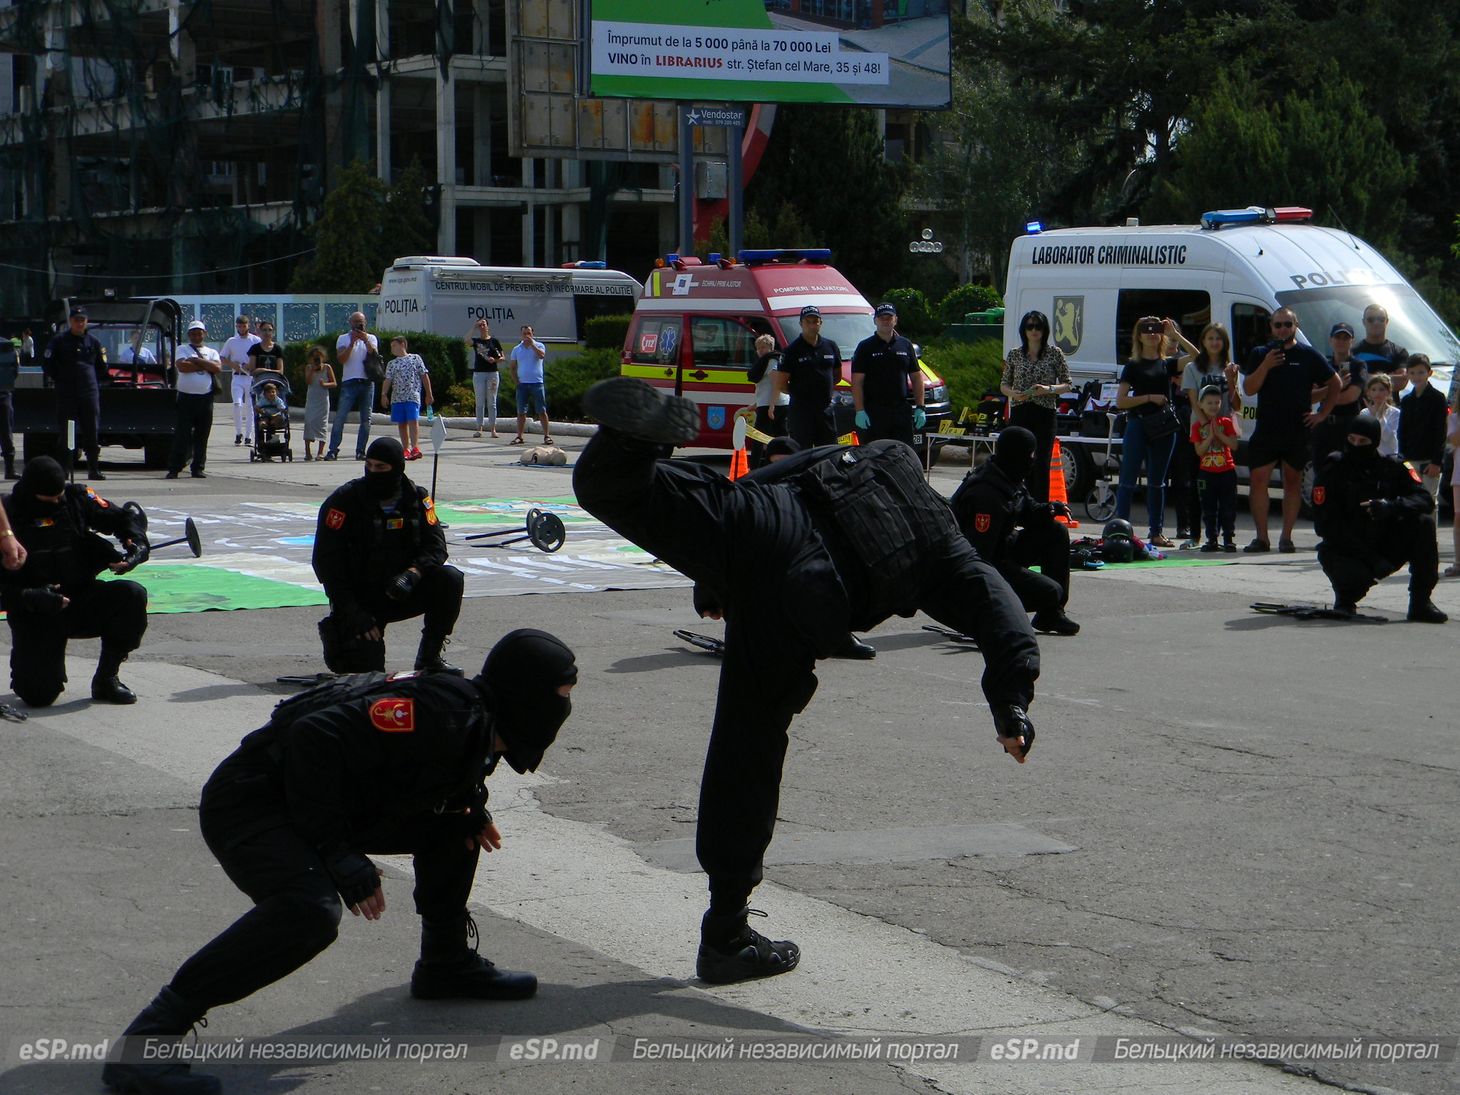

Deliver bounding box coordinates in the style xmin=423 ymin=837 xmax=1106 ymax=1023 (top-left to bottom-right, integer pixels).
xmin=850 ymin=301 xmax=925 ymax=446
xmin=775 ymin=304 xmax=841 ymax=448
xmin=1313 ymin=414 xmax=1446 ymax=622
xmin=42 ymin=305 xmax=110 ymax=480
xmin=1 ymin=456 xmax=148 ymax=705
xmin=950 ymin=427 xmax=1079 ymax=635
xmin=100 ymin=630 xmax=578 ymax=1095
xmin=312 ymin=437 xmax=464 ymax=674
xmin=574 ymin=377 xmax=1039 ymax=986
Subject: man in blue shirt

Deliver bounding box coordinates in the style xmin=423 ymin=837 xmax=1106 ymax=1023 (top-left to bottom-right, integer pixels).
xmin=510 ymin=324 xmax=551 ymax=446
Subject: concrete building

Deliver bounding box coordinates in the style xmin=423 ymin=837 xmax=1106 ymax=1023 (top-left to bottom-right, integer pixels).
xmin=0 ymin=0 xmax=675 ymax=310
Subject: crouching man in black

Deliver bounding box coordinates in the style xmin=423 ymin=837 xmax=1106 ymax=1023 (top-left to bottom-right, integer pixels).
xmin=574 ymin=377 xmax=1039 ymax=986
xmin=102 ymin=629 xmax=578 ymax=1095
xmin=1314 ymin=414 xmax=1446 ymax=622
xmin=949 ymin=426 xmax=1079 ymax=636
xmin=1 ymin=456 xmax=149 ymax=705
xmin=312 ymin=437 xmax=464 ymax=673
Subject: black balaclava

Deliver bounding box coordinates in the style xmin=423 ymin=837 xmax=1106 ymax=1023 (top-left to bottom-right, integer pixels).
xmin=476 ymin=629 xmax=578 ymax=774
xmin=363 ymin=437 xmax=406 ymax=499
xmin=11 ymin=457 xmax=67 ymax=517
xmin=1345 ymin=415 xmax=1382 ymax=465
xmin=992 ymin=426 xmax=1037 ymax=481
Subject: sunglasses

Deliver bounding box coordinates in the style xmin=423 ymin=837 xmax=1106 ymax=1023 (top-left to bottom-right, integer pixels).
xmin=1022 ymin=324 xmax=1045 ymax=332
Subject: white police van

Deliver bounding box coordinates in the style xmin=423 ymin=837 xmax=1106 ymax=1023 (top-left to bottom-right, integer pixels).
xmin=377 ymin=257 xmax=641 ymax=344
xmin=1002 ymin=207 xmax=1459 ymax=497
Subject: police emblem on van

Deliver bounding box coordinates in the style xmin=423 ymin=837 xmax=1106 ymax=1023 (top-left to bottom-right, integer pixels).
xmin=1054 ymin=296 xmax=1083 ymax=354
xmin=707 ymin=406 xmax=726 ymax=431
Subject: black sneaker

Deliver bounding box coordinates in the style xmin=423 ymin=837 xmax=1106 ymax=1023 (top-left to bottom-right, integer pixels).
xmin=697 ymin=911 xmax=800 ymax=985
xmin=1407 ymin=599 xmax=1448 ymax=624
xmin=235 ymin=434 xmax=243 ymax=445
xmin=583 ymin=377 xmax=700 ymax=445
xmin=1242 ymin=538 xmax=1270 ymax=554
xmin=410 ymin=952 xmax=537 ymax=1000
xmin=1199 ymin=541 xmax=1219 ymax=553
xmin=1031 ymin=610 xmax=1080 ymax=636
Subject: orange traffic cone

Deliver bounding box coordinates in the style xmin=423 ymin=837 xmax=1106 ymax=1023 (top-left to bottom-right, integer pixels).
xmin=1049 ymin=438 xmax=1079 ymax=528
xmin=728 ymin=447 xmax=750 ymax=481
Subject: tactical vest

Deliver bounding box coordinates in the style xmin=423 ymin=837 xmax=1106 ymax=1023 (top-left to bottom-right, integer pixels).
xmin=791 ymin=440 xmax=958 ymax=617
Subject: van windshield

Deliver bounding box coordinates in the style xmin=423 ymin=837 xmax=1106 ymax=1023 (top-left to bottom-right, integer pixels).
xmin=1276 ymin=284 xmax=1460 ymax=367
xmin=777 ymin=312 xmax=874 ymax=359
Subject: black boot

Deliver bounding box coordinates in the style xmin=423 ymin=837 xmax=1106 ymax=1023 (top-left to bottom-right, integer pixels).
xmin=583 ymin=377 xmax=700 ymax=445
xmin=410 ymin=912 xmax=537 ymax=1000
xmin=414 ymin=634 xmax=463 ymax=675
xmin=101 ymin=987 xmax=219 ymax=1095
xmin=1407 ymin=597 xmax=1448 ymax=624
xmin=1031 ymin=609 xmax=1081 ymax=636
xmin=92 ymin=646 xmax=138 ymax=704
xmin=88 ymin=452 xmax=106 ymax=481
xmin=3 ymin=454 xmax=15 ymax=480
xmin=832 ymin=635 xmax=877 ymax=659
xmin=696 ymin=907 xmax=800 ymax=984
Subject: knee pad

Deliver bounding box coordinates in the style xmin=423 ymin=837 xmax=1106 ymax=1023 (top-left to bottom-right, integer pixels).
xmin=16 ymin=683 xmax=63 ymax=708
xmin=319 ymin=616 xmax=385 ymax=673
xmin=274 ymin=890 xmax=343 ymax=950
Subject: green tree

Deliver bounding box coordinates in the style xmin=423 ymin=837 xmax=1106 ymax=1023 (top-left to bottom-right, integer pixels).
xmin=745 ymin=107 xmax=910 ymax=294
xmin=289 ymin=160 xmax=387 ymax=293
xmin=1146 ymin=65 xmax=1414 ymax=249
xmin=383 ymin=159 xmax=437 ymax=266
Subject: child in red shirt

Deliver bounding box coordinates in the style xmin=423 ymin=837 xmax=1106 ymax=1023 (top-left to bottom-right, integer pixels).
xmin=1192 ymin=385 xmax=1239 ymax=551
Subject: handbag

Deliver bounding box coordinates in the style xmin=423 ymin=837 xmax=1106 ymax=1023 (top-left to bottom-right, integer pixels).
xmin=362 ymin=344 xmax=386 ymax=385
xmin=1140 ymin=402 xmax=1180 ymax=442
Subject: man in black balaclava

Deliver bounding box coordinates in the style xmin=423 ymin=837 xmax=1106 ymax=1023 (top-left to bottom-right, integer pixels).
xmin=101 ymin=630 xmax=577 ymax=1095
xmin=1313 ymin=413 xmax=1446 ymax=621
xmin=311 ymin=436 xmax=465 ymax=673
xmin=949 ymin=426 xmax=1079 ymax=635
xmin=574 ymin=377 xmax=1038 ymax=987
xmin=2 ymin=455 xmax=150 ymax=705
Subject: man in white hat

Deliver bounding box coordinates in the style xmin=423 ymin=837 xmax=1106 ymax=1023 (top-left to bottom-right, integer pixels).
xmin=166 ymin=320 xmax=223 ymax=480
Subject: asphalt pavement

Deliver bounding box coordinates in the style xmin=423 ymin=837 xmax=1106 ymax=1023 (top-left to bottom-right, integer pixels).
xmin=1 ymin=409 xmax=1456 ymax=1095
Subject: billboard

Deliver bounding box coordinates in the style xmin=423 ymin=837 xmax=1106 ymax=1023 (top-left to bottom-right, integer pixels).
xmin=586 ymin=1 xmax=952 ymax=109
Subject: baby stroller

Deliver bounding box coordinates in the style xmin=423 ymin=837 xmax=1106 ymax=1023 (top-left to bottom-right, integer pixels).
xmin=249 ymin=370 xmax=293 ymax=462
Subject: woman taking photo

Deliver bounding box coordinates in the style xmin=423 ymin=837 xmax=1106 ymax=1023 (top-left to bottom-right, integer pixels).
xmin=999 ymin=310 xmax=1071 ymax=501
xmin=1115 ymin=316 xmax=1182 ymax=547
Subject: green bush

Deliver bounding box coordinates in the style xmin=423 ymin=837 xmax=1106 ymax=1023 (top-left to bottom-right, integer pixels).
xmin=879 ymin=288 xmax=939 ymax=342
xmin=584 ymin=314 xmax=633 ymax=350
xmin=920 ymin=338 xmax=1007 ymax=421
xmin=495 ymin=347 xmax=621 ymax=422
xmin=937 ymin=283 xmax=1003 ymax=325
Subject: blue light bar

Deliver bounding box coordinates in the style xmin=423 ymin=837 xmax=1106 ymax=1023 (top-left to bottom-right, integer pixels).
xmin=1200 ymin=208 xmax=1265 ymax=229
xmin=565 ymin=260 xmax=607 ymax=269
xmin=736 ymin=247 xmax=833 ymax=265
xmin=1025 ymin=220 xmax=1044 ymax=235
xmin=707 ymin=252 xmax=722 ymax=264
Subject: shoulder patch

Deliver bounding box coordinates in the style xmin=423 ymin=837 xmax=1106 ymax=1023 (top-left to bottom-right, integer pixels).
xmin=369 ymin=697 xmax=416 ymax=733
xmin=84 ymin=486 xmax=109 ymax=507
xmin=1312 ymin=486 xmax=1325 ymax=506
xmin=325 ymin=507 xmax=347 ymax=530
xmin=423 ymin=495 xmax=439 ymax=526
xmin=974 ymin=513 xmax=992 ymax=533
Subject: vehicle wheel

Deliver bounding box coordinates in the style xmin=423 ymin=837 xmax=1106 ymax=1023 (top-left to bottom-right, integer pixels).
xmin=1062 ymin=442 xmax=1094 ymax=500
xmin=1085 ymin=483 xmax=1117 ymax=521
xmin=142 ymin=439 xmax=171 ymax=469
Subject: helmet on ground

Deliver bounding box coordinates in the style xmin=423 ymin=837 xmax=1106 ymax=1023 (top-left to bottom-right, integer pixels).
xmin=1102 ymin=535 xmax=1135 ymax=564
xmin=1102 ymin=517 xmax=1134 ymax=541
